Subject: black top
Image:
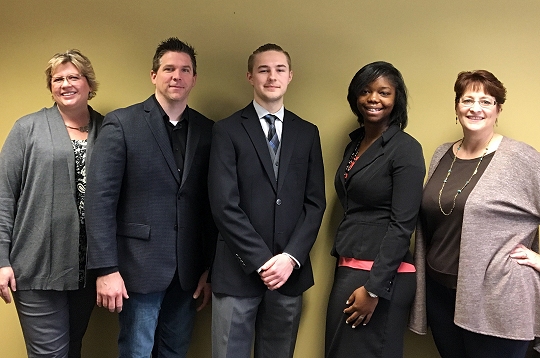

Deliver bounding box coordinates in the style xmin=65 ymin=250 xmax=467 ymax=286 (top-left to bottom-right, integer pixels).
xmin=72 ymin=139 xmax=88 ymax=287
xmin=154 ymin=95 xmax=189 ymax=172
xmin=421 ymin=147 xmax=494 ymax=288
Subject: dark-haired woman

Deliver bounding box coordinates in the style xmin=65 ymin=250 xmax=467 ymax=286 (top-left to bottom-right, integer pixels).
xmin=409 ymin=70 xmax=540 ymax=358
xmin=0 ymin=50 xmax=103 ymax=357
xmin=325 ymin=61 xmax=425 ymax=358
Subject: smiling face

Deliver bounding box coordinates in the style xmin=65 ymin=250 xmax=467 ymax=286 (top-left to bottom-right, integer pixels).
xmin=50 ymin=62 xmax=91 ymax=112
xmin=247 ymin=50 xmax=292 ymax=111
xmin=456 ymin=86 xmax=500 ymax=135
xmin=356 ymin=76 xmax=395 ymax=129
xmin=151 ymin=51 xmax=197 ymax=107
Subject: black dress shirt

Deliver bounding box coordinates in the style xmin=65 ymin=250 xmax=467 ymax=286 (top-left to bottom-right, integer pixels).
xmin=154 ymin=96 xmax=189 ymax=172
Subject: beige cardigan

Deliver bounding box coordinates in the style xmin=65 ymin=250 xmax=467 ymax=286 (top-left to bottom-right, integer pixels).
xmin=409 ymin=137 xmax=540 ymax=340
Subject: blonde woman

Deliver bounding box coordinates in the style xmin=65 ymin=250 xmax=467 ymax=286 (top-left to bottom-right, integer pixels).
xmin=0 ymin=50 xmax=103 ymax=357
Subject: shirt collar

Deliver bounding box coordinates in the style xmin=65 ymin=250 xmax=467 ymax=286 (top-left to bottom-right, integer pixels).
xmin=252 ymin=100 xmax=284 ymax=122
xmin=153 ymin=95 xmax=189 ymax=123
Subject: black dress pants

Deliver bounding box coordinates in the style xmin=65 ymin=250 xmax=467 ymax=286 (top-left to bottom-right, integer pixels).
xmin=426 ymin=274 xmax=530 ymax=358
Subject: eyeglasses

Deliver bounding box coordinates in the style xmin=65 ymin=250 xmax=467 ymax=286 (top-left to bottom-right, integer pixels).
xmin=51 ymin=74 xmax=84 ymax=85
xmin=459 ymin=98 xmax=497 ymax=108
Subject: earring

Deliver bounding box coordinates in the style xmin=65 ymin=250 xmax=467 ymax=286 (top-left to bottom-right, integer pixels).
xmin=495 ymin=118 xmax=498 ymax=127
xmin=455 ymin=116 xmax=458 ymax=125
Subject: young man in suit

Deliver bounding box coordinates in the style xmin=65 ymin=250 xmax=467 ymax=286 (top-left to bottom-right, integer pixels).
xmin=208 ymin=44 xmax=326 ymax=358
xmin=85 ymin=37 xmax=216 ymax=358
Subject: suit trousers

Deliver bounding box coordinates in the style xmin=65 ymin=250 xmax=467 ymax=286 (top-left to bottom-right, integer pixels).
xmin=13 ymin=283 xmax=96 ymax=358
xmin=325 ymin=267 xmax=416 ymax=358
xmin=212 ymin=290 xmax=302 ymax=358
xmin=426 ymin=274 xmax=530 ymax=358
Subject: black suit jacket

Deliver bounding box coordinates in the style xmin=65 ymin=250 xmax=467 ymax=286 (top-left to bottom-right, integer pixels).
xmin=332 ymin=125 xmax=425 ymax=300
xmin=86 ymin=96 xmax=216 ymax=294
xmin=208 ymin=103 xmax=326 ymax=297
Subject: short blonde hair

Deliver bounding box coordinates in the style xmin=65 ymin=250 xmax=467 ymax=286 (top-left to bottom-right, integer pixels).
xmin=45 ymin=49 xmax=98 ymax=100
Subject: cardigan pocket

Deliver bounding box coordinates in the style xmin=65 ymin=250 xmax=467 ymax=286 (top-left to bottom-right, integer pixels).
xmin=116 ymin=221 xmax=151 ymax=240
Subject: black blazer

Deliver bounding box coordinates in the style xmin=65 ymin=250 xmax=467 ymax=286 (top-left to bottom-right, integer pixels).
xmin=333 ymin=125 xmax=425 ymax=300
xmin=208 ymin=103 xmax=326 ymax=297
xmin=86 ymin=96 xmax=216 ymax=294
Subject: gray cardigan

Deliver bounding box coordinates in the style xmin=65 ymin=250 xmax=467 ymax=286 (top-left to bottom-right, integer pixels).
xmin=409 ymin=137 xmax=540 ymax=340
xmin=0 ymin=105 xmax=103 ymax=290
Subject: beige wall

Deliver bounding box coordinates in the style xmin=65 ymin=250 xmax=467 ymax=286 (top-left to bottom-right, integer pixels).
xmin=1 ymin=0 xmax=539 ymax=356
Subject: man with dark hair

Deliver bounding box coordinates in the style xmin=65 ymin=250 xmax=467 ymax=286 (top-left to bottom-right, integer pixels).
xmin=86 ymin=37 xmax=216 ymax=358
xmin=209 ymin=44 xmax=326 ymax=358
xmin=152 ymin=38 xmax=198 ymax=74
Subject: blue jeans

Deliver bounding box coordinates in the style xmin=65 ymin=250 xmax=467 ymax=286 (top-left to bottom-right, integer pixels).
xmin=118 ymin=276 xmax=196 ymax=358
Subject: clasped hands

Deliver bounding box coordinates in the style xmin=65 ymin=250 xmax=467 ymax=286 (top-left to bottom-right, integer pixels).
xmin=259 ymin=253 xmax=295 ymax=290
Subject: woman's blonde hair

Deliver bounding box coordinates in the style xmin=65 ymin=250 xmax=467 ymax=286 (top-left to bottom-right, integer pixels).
xmin=45 ymin=49 xmax=98 ymax=100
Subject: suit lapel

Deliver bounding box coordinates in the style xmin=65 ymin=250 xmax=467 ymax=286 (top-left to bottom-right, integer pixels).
xmin=241 ymin=105 xmax=277 ymax=192
xmin=276 ymin=110 xmax=298 ymax=194
xmin=336 ymin=137 xmax=357 ymax=195
xmin=142 ymin=97 xmax=180 ymax=184
xmin=181 ymin=108 xmax=201 ymax=187
xmin=344 ymin=125 xmax=400 ymax=182
xmin=346 ymin=139 xmax=384 ymax=180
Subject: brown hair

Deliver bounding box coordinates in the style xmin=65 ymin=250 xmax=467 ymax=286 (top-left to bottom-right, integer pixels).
xmin=152 ymin=37 xmax=197 ymax=74
xmin=45 ymin=49 xmax=98 ymax=100
xmin=248 ymin=43 xmax=291 ymax=73
xmin=454 ymin=70 xmax=506 ymax=108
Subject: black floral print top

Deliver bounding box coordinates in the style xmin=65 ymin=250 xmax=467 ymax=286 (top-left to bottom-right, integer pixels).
xmin=72 ymin=139 xmax=87 ymax=287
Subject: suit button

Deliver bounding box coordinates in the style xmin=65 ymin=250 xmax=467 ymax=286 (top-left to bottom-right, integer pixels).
xmin=174 ymin=224 xmax=178 ymax=231
xmin=276 ymin=199 xmax=282 ymax=205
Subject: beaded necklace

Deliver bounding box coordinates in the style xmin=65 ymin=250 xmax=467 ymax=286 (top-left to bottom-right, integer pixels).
xmin=344 ymin=139 xmax=362 ymax=180
xmin=438 ymin=135 xmax=493 ymax=216
xmin=65 ymin=123 xmax=90 ymax=133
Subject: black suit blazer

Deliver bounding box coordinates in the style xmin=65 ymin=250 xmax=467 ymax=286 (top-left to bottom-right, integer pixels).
xmin=209 ymin=103 xmax=326 ymax=297
xmin=86 ymin=96 xmax=216 ymax=294
xmin=332 ymin=125 xmax=425 ymax=300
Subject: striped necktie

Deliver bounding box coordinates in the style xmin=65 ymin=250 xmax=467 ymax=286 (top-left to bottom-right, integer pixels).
xmin=263 ymin=114 xmax=279 ymax=153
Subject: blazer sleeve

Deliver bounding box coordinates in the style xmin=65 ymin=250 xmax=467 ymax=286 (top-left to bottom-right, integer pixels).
xmin=364 ymin=137 xmax=425 ymax=300
xmin=85 ymin=112 xmax=127 ymax=271
xmin=208 ymin=121 xmax=274 ymax=274
xmin=281 ymin=126 xmax=326 ymax=265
